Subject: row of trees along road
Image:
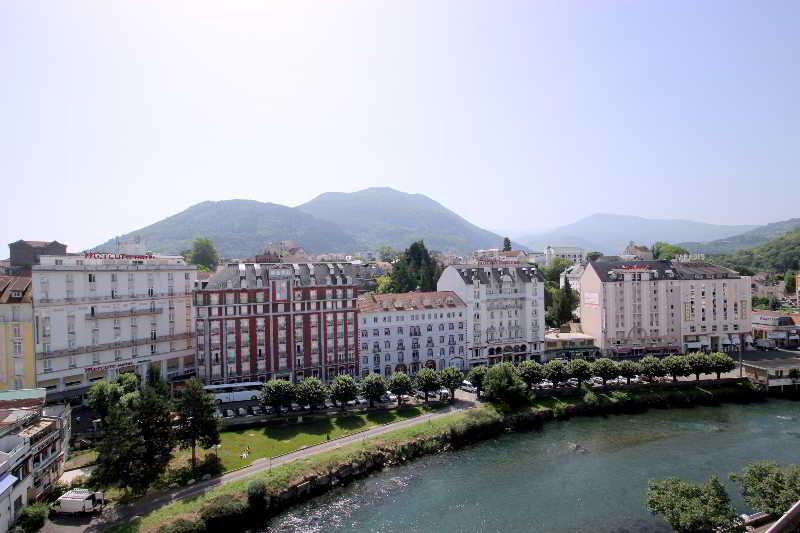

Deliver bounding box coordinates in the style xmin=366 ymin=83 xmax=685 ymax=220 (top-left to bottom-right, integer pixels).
xmin=647 ymin=461 xmax=800 ymax=532
xmin=89 ymin=371 xmax=220 ymax=494
xmin=260 ymin=367 xmax=466 ymax=411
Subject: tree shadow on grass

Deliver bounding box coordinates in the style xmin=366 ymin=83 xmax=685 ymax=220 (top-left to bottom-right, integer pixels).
xmin=332 ymin=416 xmax=368 ymax=431
xmin=259 ymin=417 xmax=336 ymax=438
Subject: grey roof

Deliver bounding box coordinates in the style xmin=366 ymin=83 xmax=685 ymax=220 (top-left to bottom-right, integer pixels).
xmin=589 ymin=258 xmax=741 ymax=282
xmin=451 ymin=265 xmax=544 ymax=285
xmin=199 ymin=262 xmax=355 ymax=290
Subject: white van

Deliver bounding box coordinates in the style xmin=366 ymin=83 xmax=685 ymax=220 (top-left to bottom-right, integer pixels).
xmin=52 ymin=489 xmax=104 ymax=514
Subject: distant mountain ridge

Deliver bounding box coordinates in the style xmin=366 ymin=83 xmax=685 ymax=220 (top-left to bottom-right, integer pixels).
xmin=678 ymin=218 xmax=800 ymax=254
xmin=519 ymin=214 xmax=756 ymax=255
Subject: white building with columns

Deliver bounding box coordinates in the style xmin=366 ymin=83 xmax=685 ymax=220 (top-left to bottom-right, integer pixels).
xmin=357 ymin=291 xmax=467 ymax=377
xmin=437 ymin=265 xmax=546 ymax=367
xmin=31 ymin=253 xmax=196 ymax=400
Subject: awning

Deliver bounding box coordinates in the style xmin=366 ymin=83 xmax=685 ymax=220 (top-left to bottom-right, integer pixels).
xmin=685 ymin=342 xmax=702 ymax=349
xmin=0 ymin=474 xmax=17 ymax=496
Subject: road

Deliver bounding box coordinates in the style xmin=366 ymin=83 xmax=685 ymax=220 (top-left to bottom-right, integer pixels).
xmin=46 ymin=392 xmax=477 ymax=533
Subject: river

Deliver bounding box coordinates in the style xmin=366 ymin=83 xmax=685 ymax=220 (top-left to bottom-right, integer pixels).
xmin=264 ymin=400 xmax=800 ymax=532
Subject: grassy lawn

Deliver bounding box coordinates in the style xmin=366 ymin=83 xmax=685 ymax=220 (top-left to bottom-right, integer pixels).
xmin=172 ymin=404 xmax=442 ymax=472
xmin=64 ymin=448 xmax=98 ymax=471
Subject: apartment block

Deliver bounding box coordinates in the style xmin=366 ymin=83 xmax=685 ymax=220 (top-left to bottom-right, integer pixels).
xmin=0 ymin=279 xmax=35 ymax=391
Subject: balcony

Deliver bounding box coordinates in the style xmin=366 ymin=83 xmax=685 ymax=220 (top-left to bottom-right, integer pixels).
xmin=37 ymin=332 xmax=192 ymax=359
xmin=85 ymin=307 xmax=163 ymax=320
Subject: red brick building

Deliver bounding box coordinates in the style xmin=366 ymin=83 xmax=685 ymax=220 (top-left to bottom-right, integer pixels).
xmin=193 ymin=263 xmax=358 ymax=384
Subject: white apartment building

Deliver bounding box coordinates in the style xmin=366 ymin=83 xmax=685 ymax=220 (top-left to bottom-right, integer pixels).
xmin=438 ymin=265 xmax=546 ymax=367
xmin=580 ymin=259 xmax=752 ymax=357
xmin=31 ymin=253 xmax=196 ymax=400
xmin=357 ymin=291 xmax=467 ymax=376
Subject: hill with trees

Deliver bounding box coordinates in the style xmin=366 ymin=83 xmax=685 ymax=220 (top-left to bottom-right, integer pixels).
xmin=679 ymin=217 xmax=800 ymax=254
xmin=710 ymin=228 xmax=800 ymax=274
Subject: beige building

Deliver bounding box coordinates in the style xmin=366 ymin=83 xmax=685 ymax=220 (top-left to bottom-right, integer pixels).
xmin=580 ymin=259 xmax=751 ymax=357
xmin=0 ymin=278 xmax=35 ymax=391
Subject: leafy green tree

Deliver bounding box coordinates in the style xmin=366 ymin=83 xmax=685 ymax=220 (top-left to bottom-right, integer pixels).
xmin=467 ymin=366 xmax=488 ymax=398
xmin=639 ymin=356 xmax=666 ymax=381
xmin=388 ymin=372 xmax=414 ymax=405
xmin=517 ymin=360 xmax=544 ymax=391
xmin=295 ymin=377 xmax=329 ymax=411
xmin=586 ymin=251 xmax=603 ymax=262
xmin=439 ymin=367 xmax=464 ymax=403
xmin=646 ymin=476 xmax=738 ymax=533
xmin=732 ymin=461 xmax=800 ymax=516
xmin=617 ymin=360 xmax=640 ymax=385
xmin=377 ymin=245 xmax=400 ymax=262
xmin=590 ymin=358 xmax=618 ymax=386
xmin=359 ymin=374 xmax=387 ymax=408
xmin=116 ymin=372 xmax=139 ymax=394
xmin=260 ymin=379 xmax=296 ymax=412
xmin=786 ymin=271 xmax=797 ymax=294
xmin=146 ymin=365 xmax=170 ymax=398
xmin=711 ymin=228 xmax=800 ymax=274
xmin=662 ymin=355 xmax=691 ymax=382
xmin=568 ymin=359 xmax=592 ymax=385
xmin=88 ymin=381 xmax=123 ymax=425
xmin=686 ymin=352 xmax=712 ymax=381
xmin=384 ymin=241 xmax=442 ymax=293
xmin=502 ymin=237 xmax=512 ymax=252
xmin=414 ymin=368 xmax=441 ymax=402
xmin=483 ymin=362 xmax=527 ymax=405
xmin=707 ymin=352 xmax=736 ymax=380
xmin=175 ymin=378 xmax=220 ymax=469
xmin=557 ymin=277 xmax=577 ymax=325
xmin=541 ymin=257 xmax=573 ymax=284
xmin=543 ymin=360 xmax=568 ymax=388
xmin=190 ymin=237 xmax=219 ymax=271
xmin=375 ymin=275 xmax=394 ymax=294
xmin=330 ymin=374 xmax=358 ymax=409
xmin=652 ymin=242 xmax=689 ymax=261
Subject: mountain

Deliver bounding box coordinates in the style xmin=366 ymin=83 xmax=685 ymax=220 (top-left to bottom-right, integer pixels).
xmin=93 ymin=200 xmax=358 ymax=258
xmin=711 ymin=227 xmax=800 ymax=274
xmin=678 ymin=218 xmax=800 ymax=254
xmin=296 ymin=187 xmax=511 ymax=252
xmin=518 ymin=214 xmax=757 ymax=255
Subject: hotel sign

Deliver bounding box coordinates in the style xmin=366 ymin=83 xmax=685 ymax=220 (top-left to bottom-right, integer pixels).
xmin=84 ymin=252 xmax=154 ymax=260
xmin=85 ymin=361 xmax=142 ymax=374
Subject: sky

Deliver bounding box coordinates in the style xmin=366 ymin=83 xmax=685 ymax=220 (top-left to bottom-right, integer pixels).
xmin=1 ymin=1 xmax=799 ymax=254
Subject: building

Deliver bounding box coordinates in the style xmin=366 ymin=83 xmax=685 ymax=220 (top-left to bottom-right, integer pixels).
xmin=560 ymin=263 xmax=585 ymax=294
xmin=543 ymin=246 xmax=586 ymax=266
xmin=621 ymin=242 xmax=653 ymax=261
xmin=193 ymin=262 xmax=359 ymax=384
xmin=7 ymin=241 xmax=67 ymax=276
xmin=751 ymin=312 xmax=800 ymax=349
xmin=580 ymin=258 xmax=752 ymax=358
xmin=742 ymin=356 xmax=800 ymax=390
xmin=31 ymin=253 xmax=196 ymax=400
xmin=357 ymin=291 xmax=467 ymax=376
xmin=0 ymin=389 xmax=71 ymax=531
xmin=751 ymin=272 xmax=784 ymax=300
xmin=543 ymin=329 xmax=598 ymax=361
xmin=0 ymin=278 xmax=35 ymax=391
xmin=470 ymin=249 xmax=532 ymax=266
xmin=437 ymin=264 xmax=546 ymax=367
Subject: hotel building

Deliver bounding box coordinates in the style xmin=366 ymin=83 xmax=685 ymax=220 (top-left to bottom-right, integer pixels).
xmin=31 ymin=253 xmax=196 ymax=400
xmin=193 ymin=263 xmax=359 ymax=384
xmin=357 ymin=291 xmax=467 ymax=376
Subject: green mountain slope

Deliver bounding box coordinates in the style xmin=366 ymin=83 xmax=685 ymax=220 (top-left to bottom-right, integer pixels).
xmin=710 ymin=228 xmax=800 ymax=273
xmin=679 ymin=218 xmax=800 ymax=254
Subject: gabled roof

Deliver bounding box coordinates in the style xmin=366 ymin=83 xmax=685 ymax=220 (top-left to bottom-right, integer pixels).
xmin=200 ymin=262 xmax=355 ymax=290
xmin=358 ymin=291 xmax=466 ymax=313
xmin=0 ymin=276 xmax=32 ymax=304
xmin=588 ymin=258 xmax=741 ymax=282
xmin=450 ymin=265 xmax=544 ymax=285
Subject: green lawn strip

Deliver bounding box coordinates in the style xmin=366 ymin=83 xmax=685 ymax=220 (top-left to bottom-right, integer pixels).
xmin=127 ymin=407 xmax=479 ymax=532
xmin=63 ymin=448 xmax=98 ymax=471
xmin=171 ymin=404 xmax=442 ymax=472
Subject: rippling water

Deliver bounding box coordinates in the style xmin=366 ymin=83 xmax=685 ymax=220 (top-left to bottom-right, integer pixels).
xmin=264 ymin=400 xmax=800 ymax=532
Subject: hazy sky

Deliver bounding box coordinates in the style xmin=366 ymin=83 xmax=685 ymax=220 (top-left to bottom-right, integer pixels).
xmin=2 ymin=1 xmax=798 ymax=254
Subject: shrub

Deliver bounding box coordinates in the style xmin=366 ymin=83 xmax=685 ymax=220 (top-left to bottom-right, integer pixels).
xmin=609 ymin=390 xmax=631 ymax=403
xmin=582 ymin=387 xmax=599 ymax=407
xmin=15 ymin=502 xmax=49 ymax=533
xmin=158 ymin=517 xmax=207 ymax=533
xmin=247 ymin=479 xmax=269 ymax=515
xmin=198 ymin=495 xmax=249 ymax=531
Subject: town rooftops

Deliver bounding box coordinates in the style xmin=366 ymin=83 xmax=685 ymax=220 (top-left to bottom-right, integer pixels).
xmin=742 ymin=357 xmax=800 ymax=371
xmin=0 ymin=389 xmax=46 ymax=411
xmin=0 ymin=276 xmax=31 ymax=304
xmin=358 ymin=291 xmax=466 ymax=313
xmin=450 ymin=264 xmax=544 ymax=284
xmin=200 ymin=262 xmax=355 ymax=290
xmin=588 ymin=258 xmax=742 ymax=282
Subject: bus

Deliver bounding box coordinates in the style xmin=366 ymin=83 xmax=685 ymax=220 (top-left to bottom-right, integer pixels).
xmin=204 ymin=382 xmax=264 ymax=404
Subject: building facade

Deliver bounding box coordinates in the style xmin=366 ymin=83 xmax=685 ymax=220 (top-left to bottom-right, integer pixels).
xmin=193 ymin=263 xmax=359 ymax=384
xmin=357 ymin=291 xmax=467 ymax=377
xmin=437 ymin=265 xmax=546 ymax=367
xmin=7 ymin=241 xmax=67 ymax=277
xmin=31 ymin=253 xmax=196 ymax=400
xmin=0 ymin=279 xmax=35 ymax=391
xmin=751 ymin=312 xmax=800 ymax=349
xmin=580 ymin=259 xmax=752 ymax=357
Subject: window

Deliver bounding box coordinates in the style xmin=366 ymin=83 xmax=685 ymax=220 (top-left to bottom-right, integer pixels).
xmin=88 ymin=273 xmax=96 ymax=283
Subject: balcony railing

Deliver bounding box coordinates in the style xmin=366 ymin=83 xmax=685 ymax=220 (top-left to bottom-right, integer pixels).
xmin=85 ymin=307 xmax=163 ymax=320
xmin=37 ymin=332 xmax=192 ymax=359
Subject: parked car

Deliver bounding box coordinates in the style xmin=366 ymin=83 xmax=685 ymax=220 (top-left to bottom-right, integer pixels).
xmin=251 ymin=405 xmax=262 ymax=415
xmin=214 ymin=409 xmax=223 ymax=419
xmin=438 ymin=388 xmax=451 ymax=401
xmin=356 ymin=396 xmax=369 ymax=407
xmin=224 ymin=409 xmax=235 ymax=418
xmin=380 ymin=393 xmax=398 ymax=403
xmin=538 ymin=379 xmax=553 ymax=389
xmin=238 ymin=407 xmax=249 ymax=417
xmin=263 ymin=405 xmax=275 ymax=415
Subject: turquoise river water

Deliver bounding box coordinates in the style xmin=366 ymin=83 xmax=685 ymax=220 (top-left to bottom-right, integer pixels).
xmin=265 ymin=400 xmax=800 ymax=532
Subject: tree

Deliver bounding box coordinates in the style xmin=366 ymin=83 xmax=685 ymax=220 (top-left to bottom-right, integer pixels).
xmin=652 ymin=242 xmax=689 ymax=261
xmin=359 ymin=374 xmax=387 ymax=408
xmin=590 ymin=358 xmax=618 ymax=387
xmin=707 ymin=352 xmax=736 ymax=380
xmin=383 ymin=241 xmax=442 ymax=293
xmin=568 ymin=359 xmax=592 ymax=385
xmin=175 ymin=378 xmax=220 ymax=469
xmin=732 ymin=461 xmax=800 ymax=516
xmin=88 ymin=381 xmax=123 ymax=425
xmin=330 ymin=374 xmax=358 ymax=409
xmin=260 ymin=379 xmax=296 ymax=412
xmin=541 ymin=257 xmax=573 ymax=284
xmin=639 ymin=356 xmax=666 ymax=381
xmin=147 ymin=365 xmax=170 ymax=398
xmin=502 ymin=237 xmax=512 ymax=252
xmin=517 ymin=360 xmax=544 ymax=391
xmin=439 ymin=367 xmax=464 ymax=403
xmin=557 ymin=277 xmax=577 ymax=325
xmin=686 ymin=352 xmax=711 ymax=381
xmin=483 ymin=362 xmax=527 ymax=405
xmin=617 ymin=360 xmax=640 ymax=385
xmin=647 ymin=476 xmax=738 ymax=533
xmin=295 ymin=377 xmax=329 ymax=411
xmin=375 ymin=275 xmax=394 ymax=294
xmin=415 ymin=368 xmax=441 ymax=402
xmin=377 ymin=245 xmax=400 ymax=262
xmin=467 ymin=366 xmax=488 ymax=398
xmin=662 ymin=355 xmax=691 ymax=383
xmin=116 ymin=372 xmax=139 ymax=394
xmin=586 ymin=251 xmax=603 ymax=262
xmin=543 ymin=360 xmax=568 ymax=388
xmin=786 ymin=271 xmax=797 ymax=294
xmin=190 ymin=237 xmax=219 ymax=271
xmin=388 ymin=372 xmax=414 ymax=405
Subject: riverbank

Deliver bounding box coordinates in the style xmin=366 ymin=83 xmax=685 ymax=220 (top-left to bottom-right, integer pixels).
xmin=118 ymin=380 xmax=766 ymax=533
